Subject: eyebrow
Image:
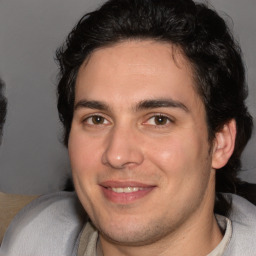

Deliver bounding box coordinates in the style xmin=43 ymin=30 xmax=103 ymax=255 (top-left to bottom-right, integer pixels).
xmin=74 ymin=98 xmax=188 ymax=112
xmin=74 ymin=100 xmax=109 ymax=111
xmin=135 ymin=99 xmax=189 ymax=112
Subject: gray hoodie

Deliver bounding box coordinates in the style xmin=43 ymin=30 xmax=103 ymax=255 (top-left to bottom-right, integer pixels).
xmin=0 ymin=192 xmax=255 ymax=256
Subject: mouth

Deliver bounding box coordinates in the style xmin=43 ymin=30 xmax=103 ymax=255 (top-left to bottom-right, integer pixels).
xmin=100 ymin=181 xmax=156 ymax=204
xmin=107 ymin=187 xmax=147 ymax=193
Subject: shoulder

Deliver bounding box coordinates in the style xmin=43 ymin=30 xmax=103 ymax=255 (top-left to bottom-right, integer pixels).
xmin=223 ymin=194 xmax=256 ymax=256
xmin=0 ymin=192 xmax=39 ymax=243
xmin=230 ymin=193 xmax=256 ymax=222
xmin=0 ymin=191 xmax=87 ymax=256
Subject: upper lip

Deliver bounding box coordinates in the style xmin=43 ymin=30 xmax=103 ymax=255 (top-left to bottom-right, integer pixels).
xmin=100 ymin=180 xmax=155 ymax=188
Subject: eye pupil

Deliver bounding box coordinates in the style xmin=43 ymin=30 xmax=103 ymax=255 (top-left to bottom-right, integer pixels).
xmin=155 ymin=116 xmax=167 ymax=125
xmin=92 ymin=116 xmax=104 ymax=124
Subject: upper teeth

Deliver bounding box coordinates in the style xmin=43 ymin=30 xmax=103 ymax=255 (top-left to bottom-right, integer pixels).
xmin=110 ymin=187 xmax=142 ymax=193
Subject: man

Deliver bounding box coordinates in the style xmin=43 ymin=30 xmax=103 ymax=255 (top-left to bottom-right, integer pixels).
xmin=1 ymin=0 xmax=255 ymax=255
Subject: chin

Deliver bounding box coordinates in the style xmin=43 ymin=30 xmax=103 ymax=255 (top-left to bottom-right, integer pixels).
xmin=96 ymin=216 xmax=173 ymax=246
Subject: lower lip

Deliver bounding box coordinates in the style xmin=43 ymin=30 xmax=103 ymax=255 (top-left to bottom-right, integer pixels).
xmin=101 ymin=186 xmax=155 ymax=204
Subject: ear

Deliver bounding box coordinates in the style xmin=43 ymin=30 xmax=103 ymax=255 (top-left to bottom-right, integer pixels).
xmin=211 ymin=119 xmax=236 ymax=169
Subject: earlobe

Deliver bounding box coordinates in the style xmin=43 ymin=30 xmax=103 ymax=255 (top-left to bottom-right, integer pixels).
xmin=211 ymin=119 xmax=236 ymax=169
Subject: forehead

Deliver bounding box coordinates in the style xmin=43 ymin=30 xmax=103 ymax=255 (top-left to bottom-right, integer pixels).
xmin=75 ymin=40 xmax=202 ymax=110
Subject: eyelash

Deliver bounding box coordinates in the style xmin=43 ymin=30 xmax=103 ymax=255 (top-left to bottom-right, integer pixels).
xmin=83 ymin=114 xmax=111 ymax=126
xmin=83 ymin=113 xmax=174 ymax=128
xmin=144 ymin=114 xmax=174 ymax=127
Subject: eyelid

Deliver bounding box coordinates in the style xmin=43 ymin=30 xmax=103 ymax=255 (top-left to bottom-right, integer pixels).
xmin=82 ymin=113 xmax=112 ymax=125
xmin=143 ymin=113 xmax=174 ymax=126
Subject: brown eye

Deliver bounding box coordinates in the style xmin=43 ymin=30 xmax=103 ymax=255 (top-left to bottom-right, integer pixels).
xmin=154 ymin=116 xmax=169 ymax=125
xmin=145 ymin=115 xmax=172 ymax=126
xmin=91 ymin=116 xmax=105 ymax=124
xmin=85 ymin=115 xmax=109 ymax=125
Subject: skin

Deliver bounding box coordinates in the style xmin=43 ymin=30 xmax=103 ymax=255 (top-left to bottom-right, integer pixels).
xmin=69 ymin=40 xmax=234 ymax=256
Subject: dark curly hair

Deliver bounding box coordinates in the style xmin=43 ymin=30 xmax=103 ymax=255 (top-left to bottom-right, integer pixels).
xmin=56 ymin=0 xmax=253 ymax=215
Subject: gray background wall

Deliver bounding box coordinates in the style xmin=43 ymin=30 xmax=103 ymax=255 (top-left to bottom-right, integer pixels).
xmin=0 ymin=0 xmax=255 ymax=195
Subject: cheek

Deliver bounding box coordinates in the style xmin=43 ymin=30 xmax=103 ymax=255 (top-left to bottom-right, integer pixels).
xmin=68 ymin=131 xmax=101 ymax=177
xmin=68 ymin=131 xmax=102 ymax=210
xmin=148 ymin=136 xmax=195 ymax=172
xmin=147 ymin=132 xmax=209 ymax=183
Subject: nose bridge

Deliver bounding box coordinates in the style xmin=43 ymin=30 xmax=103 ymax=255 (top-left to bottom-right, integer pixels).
xmin=102 ymin=123 xmax=144 ymax=169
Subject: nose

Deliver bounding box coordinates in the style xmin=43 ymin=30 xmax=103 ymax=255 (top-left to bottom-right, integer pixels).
xmin=101 ymin=125 xmax=144 ymax=169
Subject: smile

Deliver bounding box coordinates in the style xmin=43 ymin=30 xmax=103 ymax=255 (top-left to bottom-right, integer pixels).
xmin=100 ymin=182 xmax=156 ymax=204
xmin=108 ymin=187 xmax=145 ymax=193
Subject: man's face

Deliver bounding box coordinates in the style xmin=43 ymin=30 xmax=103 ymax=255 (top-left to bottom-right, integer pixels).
xmin=69 ymin=41 xmax=216 ymax=245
